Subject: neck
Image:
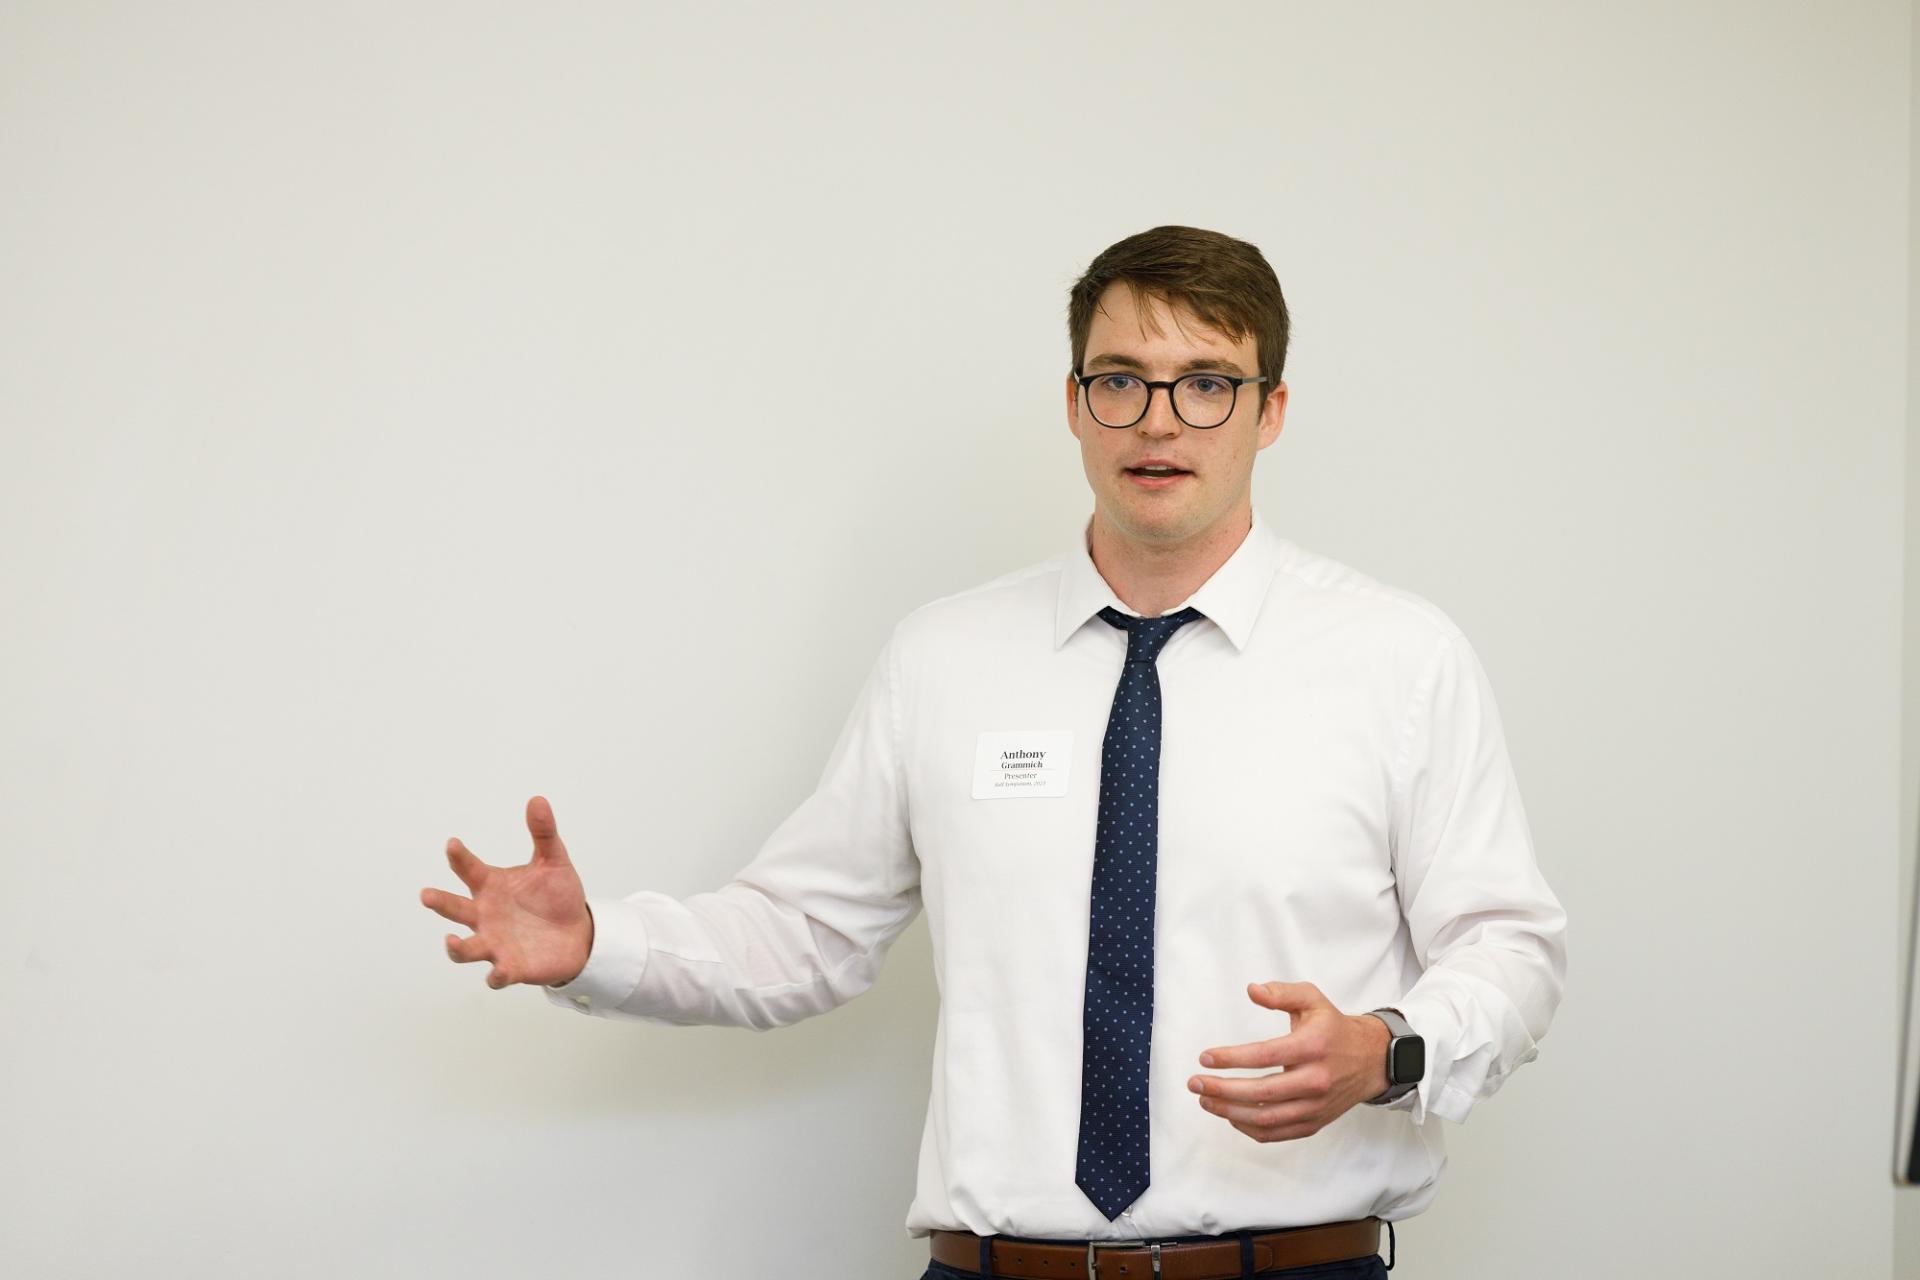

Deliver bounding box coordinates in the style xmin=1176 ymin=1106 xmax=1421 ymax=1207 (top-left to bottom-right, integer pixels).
xmin=1087 ymin=501 xmax=1254 ymax=618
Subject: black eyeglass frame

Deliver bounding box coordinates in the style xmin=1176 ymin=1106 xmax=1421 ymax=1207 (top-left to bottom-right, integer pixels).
xmin=1071 ymin=367 xmax=1270 ymax=429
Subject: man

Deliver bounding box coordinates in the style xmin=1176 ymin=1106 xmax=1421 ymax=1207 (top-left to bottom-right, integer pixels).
xmin=421 ymin=225 xmax=1567 ymax=1280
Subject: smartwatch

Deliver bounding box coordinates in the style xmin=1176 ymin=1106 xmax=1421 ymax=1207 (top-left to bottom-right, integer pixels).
xmin=1363 ymin=1007 xmax=1424 ymax=1105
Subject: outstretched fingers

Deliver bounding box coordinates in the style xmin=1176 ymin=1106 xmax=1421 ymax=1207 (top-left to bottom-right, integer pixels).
xmin=445 ymin=931 xmax=510 ymax=987
xmin=525 ymin=794 xmax=570 ymax=866
xmin=445 ymin=931 xmax=491 ymax=965
xmin=419 ymin=886 xmax=476 ymax=929
xmin=445 ymin=837 xmax=490 ymax=890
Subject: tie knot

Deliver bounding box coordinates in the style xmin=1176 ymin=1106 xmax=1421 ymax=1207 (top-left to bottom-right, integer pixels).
xmin=1098 ymin=605 xmax=1205 ymax=664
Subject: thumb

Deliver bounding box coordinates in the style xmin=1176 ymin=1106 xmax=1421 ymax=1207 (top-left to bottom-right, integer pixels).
xmin=526 ymin=794 xmax=570 ymax=865
xmin=1248 ymin=980 xmax=1321 ymax=1012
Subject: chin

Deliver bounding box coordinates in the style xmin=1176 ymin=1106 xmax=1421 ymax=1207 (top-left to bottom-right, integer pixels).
xmin=1113 ymin=497 xmax=1196 ymax=535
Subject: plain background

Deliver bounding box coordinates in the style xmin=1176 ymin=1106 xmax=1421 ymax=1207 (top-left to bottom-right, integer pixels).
xmin=1 ymin=2 xmax=1913 ymax=1276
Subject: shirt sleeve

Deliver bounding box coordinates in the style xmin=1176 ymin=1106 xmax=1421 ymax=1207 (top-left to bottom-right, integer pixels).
xmin=1380 ymin=626 xmax=1568 ymax=1126
xmin=542 ymin=627 xmax=922 ymax=1030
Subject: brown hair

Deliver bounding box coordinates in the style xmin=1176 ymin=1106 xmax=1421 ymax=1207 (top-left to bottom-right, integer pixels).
xmin=1066 ymin=225 xmax=1291 ymax=399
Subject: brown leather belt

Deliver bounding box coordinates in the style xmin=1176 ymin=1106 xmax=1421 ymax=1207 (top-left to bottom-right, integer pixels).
xmin=930 ymin=1217 xmax=1381 ymax=1279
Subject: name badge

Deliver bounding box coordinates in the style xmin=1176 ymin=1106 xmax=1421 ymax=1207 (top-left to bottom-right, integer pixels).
xmin=972 ymin=730 xmax=1073 ymax=799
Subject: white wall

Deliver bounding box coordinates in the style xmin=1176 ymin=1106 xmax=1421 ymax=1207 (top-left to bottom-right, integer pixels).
xmin=1899 ymin=0 xmax=1920 ymax=1273
xmin=0 ymin=2 xmax=1908 ymax=1276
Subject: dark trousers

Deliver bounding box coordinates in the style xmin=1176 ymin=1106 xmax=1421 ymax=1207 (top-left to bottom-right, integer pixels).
xmin=922 ymin=1239 xmax=1392 ymax=1280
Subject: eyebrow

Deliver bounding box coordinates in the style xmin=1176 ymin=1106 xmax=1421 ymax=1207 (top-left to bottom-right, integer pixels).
xmin=1083 ymin=352 xmax=1249 ymax=377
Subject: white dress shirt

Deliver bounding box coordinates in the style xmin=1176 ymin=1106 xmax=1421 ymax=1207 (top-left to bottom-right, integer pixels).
xmin=546 ymin=507 xmax=1568 ymax=1239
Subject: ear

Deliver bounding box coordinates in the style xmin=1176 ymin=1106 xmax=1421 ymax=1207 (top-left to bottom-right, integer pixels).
xmin=1255 ymin=380 xmax=1288 ymax=451
xmin=1065 ymin=370 xmax=1083 ymax=443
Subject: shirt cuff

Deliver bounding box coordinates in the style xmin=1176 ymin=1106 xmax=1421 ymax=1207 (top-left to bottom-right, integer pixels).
xmin=542 ymin=897 xmax=652 ymax=1016
xmin=1391 ymin=975 xmax=1533 ymax=1127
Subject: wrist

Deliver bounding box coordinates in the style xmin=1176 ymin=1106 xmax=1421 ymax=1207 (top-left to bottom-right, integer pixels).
xmin=1358 ymin=1013 xmax=1392 ymax=1097
xmin=547 ymin=905 xmax=596 ymax=989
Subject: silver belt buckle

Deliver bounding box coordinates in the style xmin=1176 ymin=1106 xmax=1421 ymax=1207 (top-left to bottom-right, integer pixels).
xmin=1086 ymin=1239 xmax=1162 ymax=1279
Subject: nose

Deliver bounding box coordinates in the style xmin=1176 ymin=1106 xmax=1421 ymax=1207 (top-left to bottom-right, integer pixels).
xmin=1136 ymin=383 xmax=1186 ymax=437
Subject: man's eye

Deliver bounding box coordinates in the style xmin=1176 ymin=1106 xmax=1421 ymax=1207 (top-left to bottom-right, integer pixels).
xmin=1187 ymin=377 xmax=1227 ymax=395
xmin=1097 ymin=375 xmax=1138 ymax=391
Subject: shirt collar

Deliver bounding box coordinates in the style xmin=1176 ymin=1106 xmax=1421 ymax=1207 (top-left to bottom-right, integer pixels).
xmin=1053 ymin=507 xmax=1287 ymax=652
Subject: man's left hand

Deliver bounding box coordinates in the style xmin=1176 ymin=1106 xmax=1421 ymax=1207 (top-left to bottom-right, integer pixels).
xmin=1188 ymin=981 xmax=1392 ymax=1143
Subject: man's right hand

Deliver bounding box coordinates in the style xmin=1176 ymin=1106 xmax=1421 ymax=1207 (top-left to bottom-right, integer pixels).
xmin=420 ymin=795 xmax=594 ymax=989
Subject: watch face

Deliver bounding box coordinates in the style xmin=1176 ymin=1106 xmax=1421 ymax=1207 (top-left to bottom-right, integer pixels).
xmin=1389 ymin=1037 xmax=1426 ymax=1085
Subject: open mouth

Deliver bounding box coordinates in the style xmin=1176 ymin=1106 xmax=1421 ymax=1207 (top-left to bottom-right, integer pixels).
xmin=1125 ymin=466 xmax=1190 ymax=478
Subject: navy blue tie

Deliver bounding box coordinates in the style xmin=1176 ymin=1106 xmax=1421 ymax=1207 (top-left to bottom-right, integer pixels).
xmin=1075 ymin=603 xmax=1205 ymax=1221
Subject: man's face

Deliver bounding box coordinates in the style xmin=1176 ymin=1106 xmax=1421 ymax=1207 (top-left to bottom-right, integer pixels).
xmin=1064 ymin=283 xmax=1286 ymax=549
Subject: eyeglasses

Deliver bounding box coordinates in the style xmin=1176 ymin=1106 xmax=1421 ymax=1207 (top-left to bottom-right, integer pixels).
xmin=1072 ymin=367 xmax=1268 ymax=429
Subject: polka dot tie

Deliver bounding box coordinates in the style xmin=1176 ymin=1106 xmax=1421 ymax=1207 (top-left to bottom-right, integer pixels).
xmin=1075 ymin=603 xmax=1205 ymax=1221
